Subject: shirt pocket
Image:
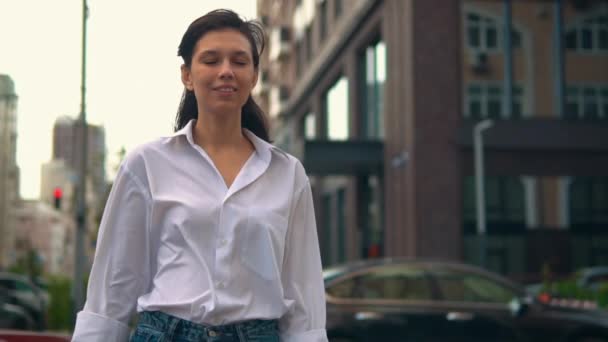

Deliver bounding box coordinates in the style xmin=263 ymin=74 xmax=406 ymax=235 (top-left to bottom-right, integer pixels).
xmin=241 ymin=209 xmax=288 ymax=281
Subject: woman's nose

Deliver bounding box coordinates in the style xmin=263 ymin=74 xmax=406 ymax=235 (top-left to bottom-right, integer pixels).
xmin=218 ymin=60 xmax=235 ymax=79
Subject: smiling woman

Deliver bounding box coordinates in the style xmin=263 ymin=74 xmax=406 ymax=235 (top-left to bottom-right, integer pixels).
xmin=71 ymin=8 xmax=328 ymax=342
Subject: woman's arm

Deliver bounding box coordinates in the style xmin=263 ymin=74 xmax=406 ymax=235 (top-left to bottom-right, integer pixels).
xmin=279 ymin=177 xmax=328 ymax=342
xmin=72 ymin=164 xmax=151 ymax=342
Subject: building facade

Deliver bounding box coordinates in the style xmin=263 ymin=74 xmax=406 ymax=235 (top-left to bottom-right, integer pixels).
xmin=0 ymin=74 xmax=20 ymax=268
xmin=256 ymin=0 xmax=608 ymax=280
xmin=13 ymin=200 xmax=75 ymax=276
xmin=52 ymin=116 xmax=107 ymax=203
xmin=46 ymin=116 xmax=109 ymax=270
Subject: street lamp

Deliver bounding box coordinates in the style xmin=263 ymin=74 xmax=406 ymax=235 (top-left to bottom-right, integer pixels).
xmin=73 ymin=0 xmax=88 ymax=321
xmin=474 ymin=119 xmax=493 ymax=268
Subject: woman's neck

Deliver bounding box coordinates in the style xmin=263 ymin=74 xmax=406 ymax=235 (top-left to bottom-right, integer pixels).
xmin=193 ymin=111 xmax=246 ymax=150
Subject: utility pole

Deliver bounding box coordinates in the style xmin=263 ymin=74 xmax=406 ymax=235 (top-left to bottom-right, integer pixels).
xmin=474 ymin=119 xmax=493 ymax=268
xmin=73 ymin=0 xmax=89 ymax=321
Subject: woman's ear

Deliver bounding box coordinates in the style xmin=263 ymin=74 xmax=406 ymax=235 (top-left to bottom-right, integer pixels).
xmin=181 ymin=64 xmax=193 ymax=91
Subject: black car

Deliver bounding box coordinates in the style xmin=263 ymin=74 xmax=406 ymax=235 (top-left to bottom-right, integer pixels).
xmin=324 ymin=258 xmax=608 ymax=342
xmin=0 ymin=292 xmax=35 ymax=330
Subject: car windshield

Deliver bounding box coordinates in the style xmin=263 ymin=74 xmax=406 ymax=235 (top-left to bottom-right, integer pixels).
xmin=326 ymin=264 xmax=434 ymax=301
xmin=432 ymin=269 xmax=520 ymax=304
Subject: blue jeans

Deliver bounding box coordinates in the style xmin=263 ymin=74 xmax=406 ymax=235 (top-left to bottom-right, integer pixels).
xmin=130 ymin=311 xmax=280 ymax=342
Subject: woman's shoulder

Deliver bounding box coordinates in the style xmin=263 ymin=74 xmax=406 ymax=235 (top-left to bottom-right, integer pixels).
xmin=117 ymin=137 xmax=169 ymax=177
xmin=268 ymin=146 xmax=309 ymax=186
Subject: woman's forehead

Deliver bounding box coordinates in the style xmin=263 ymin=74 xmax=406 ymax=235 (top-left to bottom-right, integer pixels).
xmin=194 ymin=29 xmax=253 ymax=54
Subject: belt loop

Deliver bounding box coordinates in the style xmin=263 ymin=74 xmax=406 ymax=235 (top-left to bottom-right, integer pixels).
xmin=163 ymin=314 xmax=180 ymax=341
xmin=235 ymin=322 xmax=247 ymax=342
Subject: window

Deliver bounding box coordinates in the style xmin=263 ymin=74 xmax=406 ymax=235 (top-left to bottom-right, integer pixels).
xmin=326 ymin=265 xmax=433 ymax=300
xmin=465 ymin=12 xmax=522 ymax=52
xmin=334 ymin=0 xmax=342 ymax=19
xmin=360 ymin=40 xmax=386 ymax=138
xmin=305 ymin=25 xmax=313 ymax=62
xmin=465 ymin=83 xmax=524 ymax=119
xmin=463 ymin=176 xmax=526 ymax=233
xmin=337 ymin=188 xmax=346 ymax=263
xmin=302 ymin=112 xmax=316 ymax=139
xmin=295 ymin=40 xmax=303 ymax=76
xmin=325 ymin=76 xmax=349 ymax=140
xmin=565 ymin=85 xmax=608 ymax=120
xmin=433 ymin=269 xmax=518 ymax=304
xmin=319 ymin=0 xmax=328 ymax=43
xmin=570 ymin=177 xmax=608 ymax=228
xmin=565 ymin=12 xmax=608 ymax=52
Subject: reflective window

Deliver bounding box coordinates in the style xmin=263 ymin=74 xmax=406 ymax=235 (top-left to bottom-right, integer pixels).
xmin=465 ymin=12 xmax=522 ymax=52
xmin=565 ymin=85 xmax=608 ymax=120
xmin=433 ymin=269 xmax=517 ymax=304
xmin=326 ymin=265 xmax=433 ymax=300
xmin=360 ymin=40 xmax=386 ymax=138
xmin=463 ymin=177 xmax=526 ymax=232
xmin=570 ymin=177 xmax=608 ymax=226
xmin=465 ymin=83 xmax=524 ymax=119
xmin=565 ymin=13 xmax=608 ymax=52
xmin=325 ymin=76 xmax=349 ymax=140
xmin=302 ymin=112 xmax=316 ymax=139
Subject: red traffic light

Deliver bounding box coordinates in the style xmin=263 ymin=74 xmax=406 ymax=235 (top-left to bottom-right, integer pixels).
xmin=54 ymin=187 xmax=63 ymax=199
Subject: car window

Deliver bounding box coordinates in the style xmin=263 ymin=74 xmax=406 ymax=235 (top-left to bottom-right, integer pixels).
xmin=587 ymin=274 xmax=608 ymax=286
xmin=327 ymin=265 xmax=433 ymax=301
xmin=434 ymin=270 xmax=517 ymax=304
xmin=0 ymin=278 xmax=34 ymax=293
xmin=0 ymin=279 xmax=16 ymax=290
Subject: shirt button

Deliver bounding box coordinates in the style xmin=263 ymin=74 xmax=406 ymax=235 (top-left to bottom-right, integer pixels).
xmin=208 ymin=330 xmax=218 ymax=337
xmin=219 ymin=239 xmax=227 ymax=246
xmin=216 ymin=282 xmax=225 ymax=289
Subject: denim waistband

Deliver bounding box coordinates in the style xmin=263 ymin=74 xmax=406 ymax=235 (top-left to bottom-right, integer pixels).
xmin=136 ymin=311 xmax=279 ymax=341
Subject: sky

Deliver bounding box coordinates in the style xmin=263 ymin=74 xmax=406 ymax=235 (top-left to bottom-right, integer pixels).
xmin=0 ymin=0 xmax=257 ymax=200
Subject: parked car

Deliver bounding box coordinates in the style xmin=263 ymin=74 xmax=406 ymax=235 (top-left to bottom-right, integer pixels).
xmin=324 ymin=258 xmax=608 ymax=342
xmin=0 ymin=292 xmax=35 ymax=330
xmin=576 ymin=267 xmax=608 ymax=293
xmin=0 ymin=273 xmax=47 ymax=330
xmin=526 ymin=266 xmax=608 ymax=302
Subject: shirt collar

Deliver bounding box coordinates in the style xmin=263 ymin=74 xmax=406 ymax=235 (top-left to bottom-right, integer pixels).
xmin=167 ymin=119 xmax=274 ymax=164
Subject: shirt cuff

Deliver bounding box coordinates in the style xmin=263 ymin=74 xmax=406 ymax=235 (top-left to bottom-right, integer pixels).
xmin=280 ymin=329 xmax=328 ymax=342
xmin=72 ymin=310 xmax=131 ymax=342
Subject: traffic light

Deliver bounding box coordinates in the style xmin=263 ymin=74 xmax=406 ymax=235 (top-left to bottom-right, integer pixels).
xmin=53 ymin=187 xmax=62 ymax=210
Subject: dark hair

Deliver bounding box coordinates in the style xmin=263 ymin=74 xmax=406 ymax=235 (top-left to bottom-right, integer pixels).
xmin=175 ymin=9 xmax=270 ymax=142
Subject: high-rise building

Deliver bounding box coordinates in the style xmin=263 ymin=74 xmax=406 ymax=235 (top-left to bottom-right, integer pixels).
xmin=0 ymin=74 xmax=20 ymax=268
xmin=257 ymin=0 xmax=608 ymax=279
xmin=51 ymin=116 xmax=106 ymax=203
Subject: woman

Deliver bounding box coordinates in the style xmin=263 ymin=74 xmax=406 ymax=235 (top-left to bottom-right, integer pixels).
xmin=72 ymin=9 xmax=327 ymax=342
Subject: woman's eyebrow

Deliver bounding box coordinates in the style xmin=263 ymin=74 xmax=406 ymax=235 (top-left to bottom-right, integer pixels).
xmin=198 ymin=49 xmax=250 ymax=58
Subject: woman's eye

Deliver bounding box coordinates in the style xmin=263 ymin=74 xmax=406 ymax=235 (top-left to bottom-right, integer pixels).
xmin=234 ymin=60 xmax=247 ymax=65
xmin=202 ymin=59 xmax=218 ymax=64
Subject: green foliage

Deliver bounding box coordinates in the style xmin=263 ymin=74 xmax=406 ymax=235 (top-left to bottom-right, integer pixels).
xmin=540 ymin=278 xmax=608 ymax=309
xmin=9 ymin=248 xmax=44 ymax=279
xmin=47 ymin=275 xmax=73 ymax=331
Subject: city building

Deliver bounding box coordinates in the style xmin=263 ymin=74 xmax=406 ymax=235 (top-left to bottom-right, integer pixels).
xmin=256 ymin=0 xmax=608 ymax=280
xmin=0 ymin=74 xmax=20 ymax=268
xmin=13 ymin=200 xmax=75 ymax=276
xmin=51 ymin=116 xmax=107 ymax=203
xmin=45 ymin=116 xmax=109 ymax=270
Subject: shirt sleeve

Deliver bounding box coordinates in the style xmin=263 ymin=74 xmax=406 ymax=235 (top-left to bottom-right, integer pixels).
xmin=279 ymin=180 xmax=328 ymax=342
xmin=72 ymin=165 xmax=151 ymax=342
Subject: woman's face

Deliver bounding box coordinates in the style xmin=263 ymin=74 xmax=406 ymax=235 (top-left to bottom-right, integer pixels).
xmin=181 ymin=28 xmax=258 ymax=117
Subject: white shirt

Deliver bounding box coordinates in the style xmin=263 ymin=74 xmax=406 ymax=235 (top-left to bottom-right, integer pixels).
xmin=72 ymin=120 xmax=327 ymax=342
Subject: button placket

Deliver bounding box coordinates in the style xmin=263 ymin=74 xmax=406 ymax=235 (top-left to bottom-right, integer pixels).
xmin=214 ymin=203 xmax=233 ymax=290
